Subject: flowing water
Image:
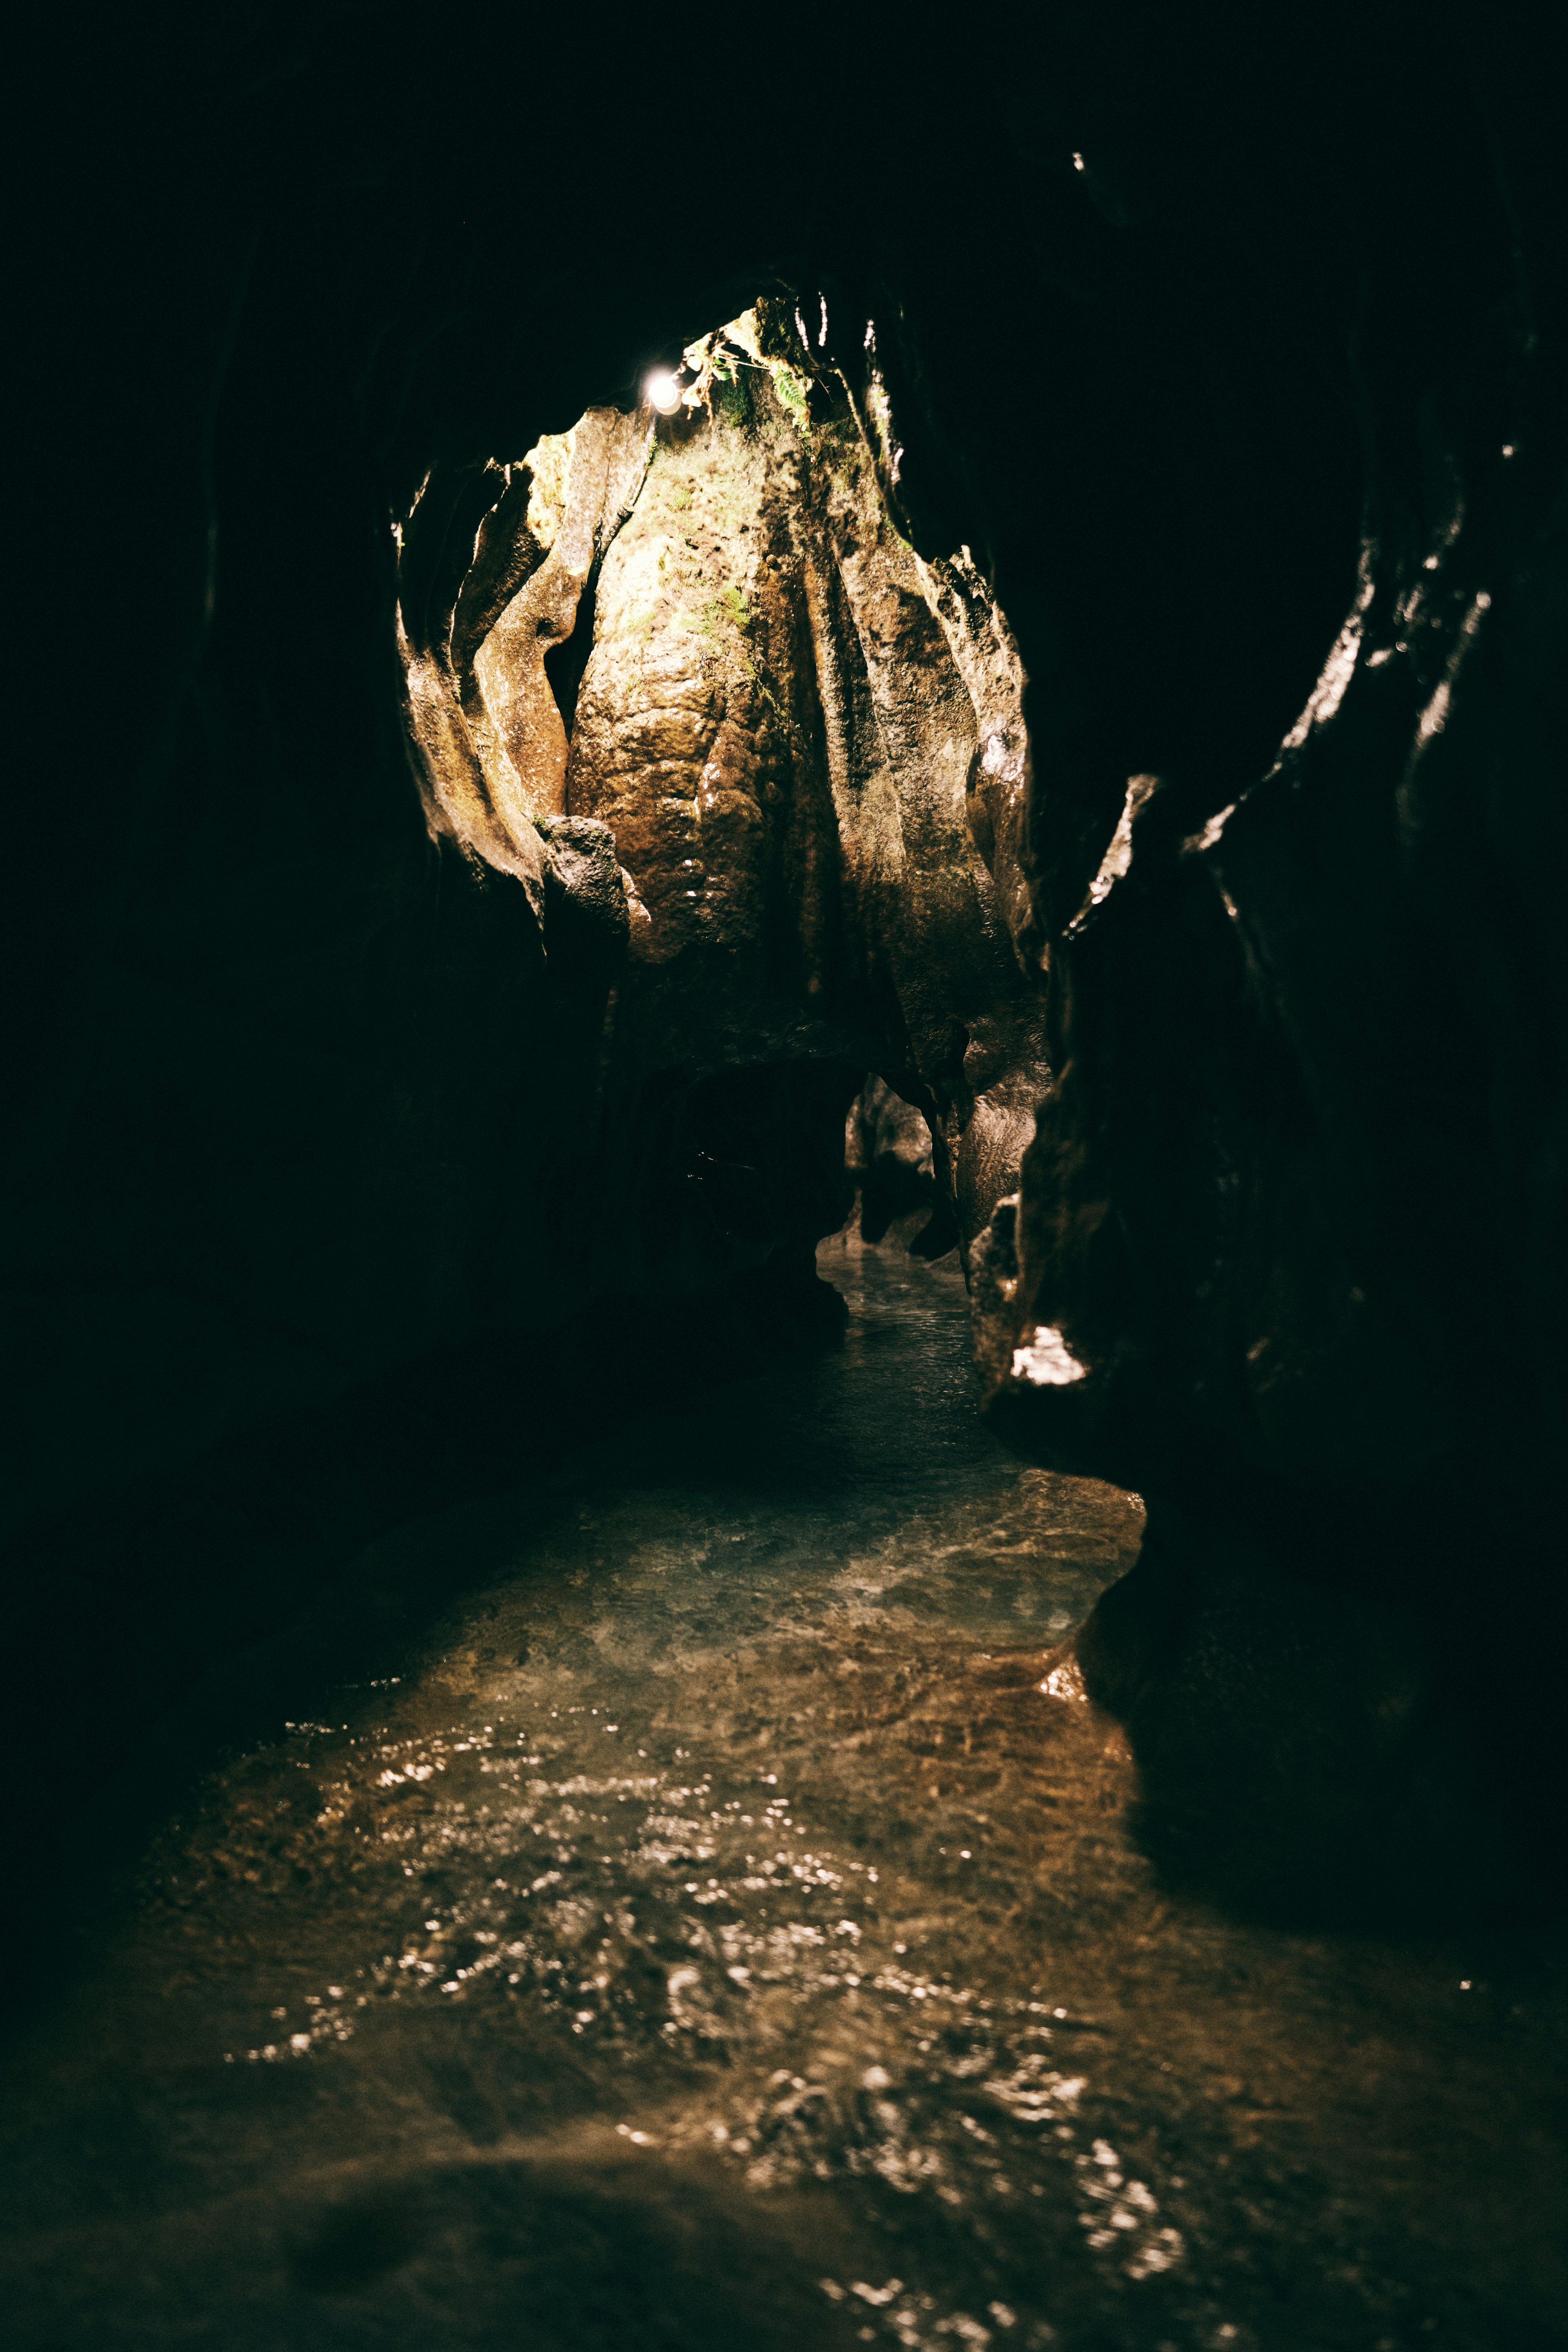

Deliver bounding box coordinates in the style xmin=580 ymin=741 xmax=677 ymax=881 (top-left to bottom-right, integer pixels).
xmin=4 ymin=1236 xmax=1564 ymax=2350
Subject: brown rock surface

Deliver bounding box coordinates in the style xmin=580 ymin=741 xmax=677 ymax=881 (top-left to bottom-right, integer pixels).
xmin=396 ymin=412 xmax=653 ymax=906
xmin=413 ymin=315 xmax=1051 ymax=1269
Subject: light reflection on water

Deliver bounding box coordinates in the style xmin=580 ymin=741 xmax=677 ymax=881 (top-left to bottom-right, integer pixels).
xmin=2 ymin=1238 xmax=1562 ymax=2350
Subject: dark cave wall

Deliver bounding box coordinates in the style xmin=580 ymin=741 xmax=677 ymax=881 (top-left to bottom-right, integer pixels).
xmin=961 ymin=13 xmax=1568 ymax=1586
xmin=9 ymin=4 xmax=1564 ymax=1875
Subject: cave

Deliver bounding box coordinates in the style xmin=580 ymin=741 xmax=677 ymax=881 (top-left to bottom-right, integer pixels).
xmin=7 ymin=7 xmax=1566 ymax=2348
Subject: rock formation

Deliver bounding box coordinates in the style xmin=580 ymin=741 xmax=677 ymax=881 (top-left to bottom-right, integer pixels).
xmin=396 ymin=310 xmax=1050 ymax=1286
xmin=844 ymin=1076 xmax=948 ymax=1251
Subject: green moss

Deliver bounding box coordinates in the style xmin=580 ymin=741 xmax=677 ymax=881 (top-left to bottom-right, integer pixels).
xmin=720 ymin=370 xmax=750 ymax=429
xmin=694 ymin=581 xmax=779 ymax=716
xmin=768 ymin=361 xmax=813 ymax=445
xmin=697 ymin=584 xmax=753 ymax=646
xmin=713 ymin=584 xmax=752 ymax=634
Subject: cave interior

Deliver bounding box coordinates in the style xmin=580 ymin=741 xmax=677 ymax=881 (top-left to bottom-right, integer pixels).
xmin=6 ymin=6 xmax=1566 ymax=2347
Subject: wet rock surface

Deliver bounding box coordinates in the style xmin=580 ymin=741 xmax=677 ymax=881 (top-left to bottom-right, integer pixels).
xmin=5 ymin=1244 xmax=1563 ymax=2351
xmin=846 ymin=1075 xmax=949 ymax=1252
xmin=402 ymin=318 xmax=1050 ymax=1272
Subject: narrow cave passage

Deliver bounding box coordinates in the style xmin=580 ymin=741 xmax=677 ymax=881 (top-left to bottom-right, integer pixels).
xmin=8 ymin=279 xmax=1568 ymax=2349
xmin=13 ymin=9 xmax=1568 ymax=2345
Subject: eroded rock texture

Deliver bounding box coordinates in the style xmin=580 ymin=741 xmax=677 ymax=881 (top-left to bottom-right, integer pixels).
xmin=844 ymin=1076 xmax=947 ymax=1250
xmin=400 ymin=316 xmax=1049 ymax=1281
xmin=397 ymin=410 xmax=653 ymax=909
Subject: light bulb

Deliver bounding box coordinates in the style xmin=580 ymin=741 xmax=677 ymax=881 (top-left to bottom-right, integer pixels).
xmin=646 ymin=369 xmax=684 ymax=416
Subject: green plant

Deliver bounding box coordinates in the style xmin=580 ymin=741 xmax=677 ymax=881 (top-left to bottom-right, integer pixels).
xmin=743 ymin=650 xmax=782 ymax=718
xmin=719 ymin=368 xmax=750 ymax=429
xmin=768 ymin=361 xmax=813 ymax=444
xmin=695 ymin=583 xmax=779 ymax=714
xmin=699 ymin=584 xmax=752 ymax=642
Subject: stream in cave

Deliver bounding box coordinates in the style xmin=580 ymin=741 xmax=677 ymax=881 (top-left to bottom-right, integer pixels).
xmin=4 ymin=1234 xmax=1564 ymax=2351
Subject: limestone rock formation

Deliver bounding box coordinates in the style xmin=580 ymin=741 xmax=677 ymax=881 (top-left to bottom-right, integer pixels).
xmin=398 ymin=312 xmax=1051 ymax=1272
xmin=396 ymin=410 xmax=653 ymax=913
xmin=843 ymin=1075 xmax=949 ymax=1250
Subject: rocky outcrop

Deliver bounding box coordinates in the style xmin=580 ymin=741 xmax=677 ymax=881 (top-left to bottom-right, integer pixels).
xmin=396 ymin=413 xmax=653 ymax=912
xmin=399 ymin=313 xmax=1051 ymax=1275
xmin=843 ymin=1075 xmax=949 ymax=1250
xmin=963 ymin=290 xmax=1564 ymax=1534
xmin=941 ymin=33 xmax=1568 ymax=1905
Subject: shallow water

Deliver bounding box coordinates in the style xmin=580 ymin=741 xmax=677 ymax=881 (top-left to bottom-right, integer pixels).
xmin=4 ymin=1238 xmax=1564 ymax=2350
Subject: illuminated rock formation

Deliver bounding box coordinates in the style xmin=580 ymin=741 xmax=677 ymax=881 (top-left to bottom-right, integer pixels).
xmin=399 ymin=311 xmax=1050 ymax=1268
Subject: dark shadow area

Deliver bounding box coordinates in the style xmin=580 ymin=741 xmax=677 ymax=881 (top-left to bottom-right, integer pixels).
xmin=846 ymin=1074 xmax=958 ymax=1254
xmin=543 ymin=557 xmax=600 ymax=741
xmin=5 ymin=1059 xmax=857 ymax=2024
xmin=286 ymin=2153 xmax=874 ymax=2349
xmin=1076 ymin=1508 xmax=1568 ymax=1932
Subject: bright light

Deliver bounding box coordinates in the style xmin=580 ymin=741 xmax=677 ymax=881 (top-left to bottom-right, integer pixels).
xmin=646 ymin=369 xmax=684 ymax=416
